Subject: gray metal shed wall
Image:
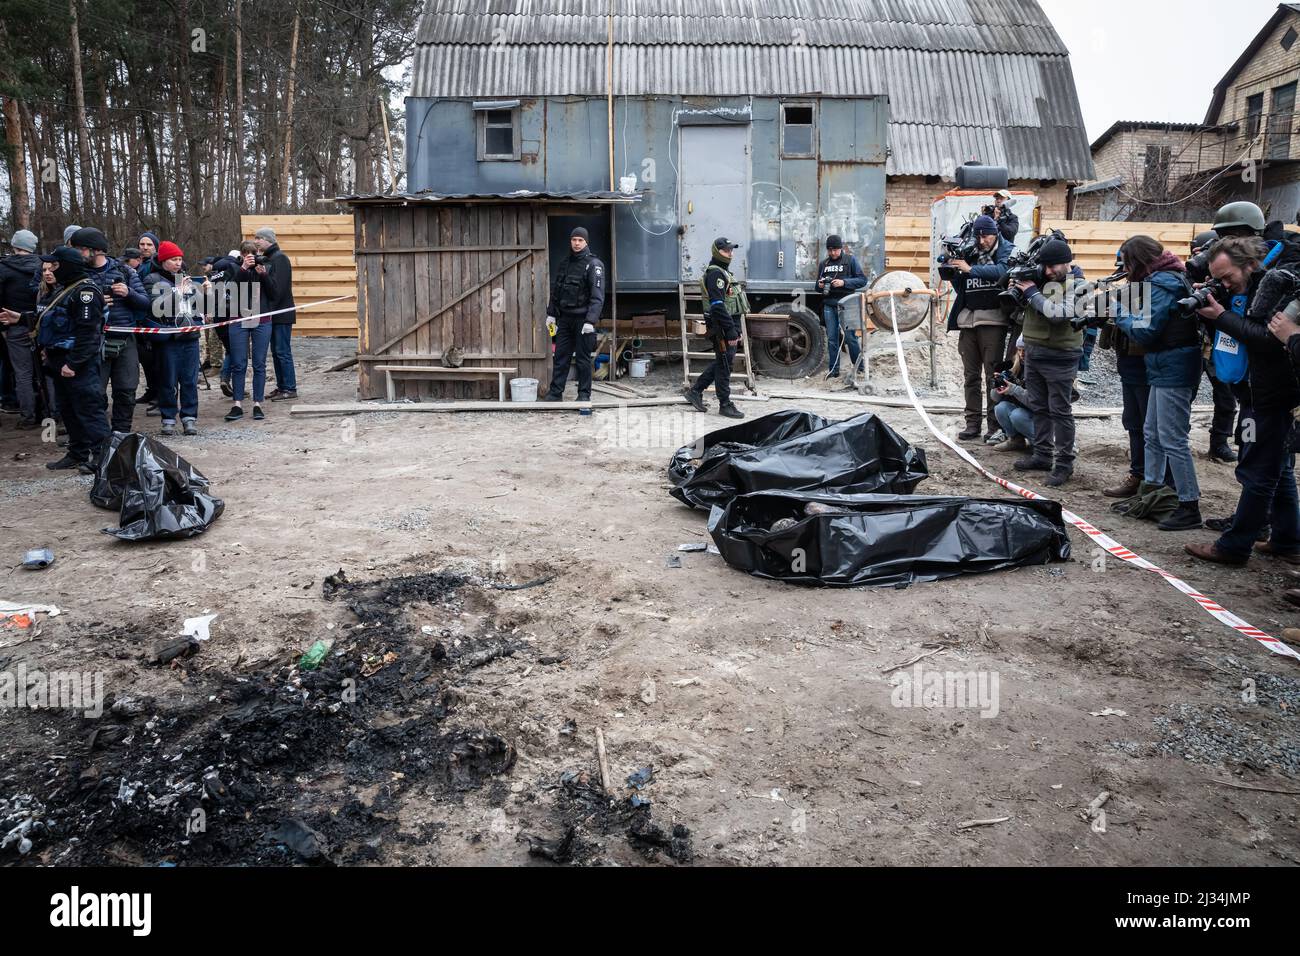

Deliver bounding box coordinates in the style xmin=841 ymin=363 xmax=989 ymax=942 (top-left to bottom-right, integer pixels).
xmin=407 ymin=95 xmax=887 ymax=288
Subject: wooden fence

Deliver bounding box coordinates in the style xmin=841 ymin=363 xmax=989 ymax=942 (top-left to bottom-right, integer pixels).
xmin=239 ymin=215 xmax=358 ymax=336
xmin=243 ymin=213 xmax=1291 ymax=338
xmin=884 ymin=216 xmax=1222 ymax=280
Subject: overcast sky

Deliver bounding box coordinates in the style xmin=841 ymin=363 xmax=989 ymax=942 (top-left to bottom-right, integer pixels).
xmin=1038 ymin=0 xmax=1283 ymax=143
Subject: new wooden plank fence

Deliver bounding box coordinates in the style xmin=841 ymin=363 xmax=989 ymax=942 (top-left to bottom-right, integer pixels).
xmin=245 ymin=213 xmax=1288 ymax=340
xmin=240 ymin=215 xmax=359 ymax=337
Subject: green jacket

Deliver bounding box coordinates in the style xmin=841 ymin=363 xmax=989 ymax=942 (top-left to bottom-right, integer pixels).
xmin=1021 ymin=274 xmax=1088 ymax=351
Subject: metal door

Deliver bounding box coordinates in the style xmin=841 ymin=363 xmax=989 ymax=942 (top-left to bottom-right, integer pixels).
xmin=679 ymin=124 xmax=750 ymax=281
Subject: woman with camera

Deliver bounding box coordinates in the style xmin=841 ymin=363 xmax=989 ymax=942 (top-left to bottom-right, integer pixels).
xmin=1113 ymin=236 xmax=1202 ymax=531
xmin=225 ymin=240 xmax=270 ymax=421
xmin=142 ymin=241 xmax=202 ymax=436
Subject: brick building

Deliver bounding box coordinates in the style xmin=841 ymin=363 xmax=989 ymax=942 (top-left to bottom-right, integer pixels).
xmin=1074 ymin=3 xmax=1300 ymax=222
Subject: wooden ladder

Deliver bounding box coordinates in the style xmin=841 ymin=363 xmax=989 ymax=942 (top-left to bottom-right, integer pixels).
xmin=677 ymin=281 xmax=757 ymax=395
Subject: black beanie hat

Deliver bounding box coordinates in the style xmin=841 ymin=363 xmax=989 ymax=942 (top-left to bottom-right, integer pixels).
xmin=1038 ymin=238 xmax=1073 ymax=266
xmin=570 ymin=227 xmax=589 ymax=241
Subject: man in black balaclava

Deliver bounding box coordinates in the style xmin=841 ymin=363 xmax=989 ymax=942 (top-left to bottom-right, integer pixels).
xmin=0 ymin=246 xmax=108 ymax=471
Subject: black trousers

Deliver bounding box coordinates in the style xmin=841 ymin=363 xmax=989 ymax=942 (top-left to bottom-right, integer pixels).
xmin=101 ymin=335 xmax=140 ymax=433
xmin=547 ymin=312 xmax=594 ymax=400
xmin=692 ymin=337 xmax=736 ymax=406
xmin=52 ymin=363 xmax=110 ymax=461
xmin=1025 ymin=344 xmax=1080 ymax=469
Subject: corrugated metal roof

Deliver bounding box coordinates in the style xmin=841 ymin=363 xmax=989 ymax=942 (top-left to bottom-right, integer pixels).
xmin=410 ymin=0 xmax=1094 ymax=181
xmin=336 ymin=190 xmax=644 ymax=204
xmin=416 ymin=0 xmax=1067 ymax=55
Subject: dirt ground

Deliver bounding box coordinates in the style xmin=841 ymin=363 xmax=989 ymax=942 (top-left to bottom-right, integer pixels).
xmin=2 ymin=336 xmax=1299 ymax=867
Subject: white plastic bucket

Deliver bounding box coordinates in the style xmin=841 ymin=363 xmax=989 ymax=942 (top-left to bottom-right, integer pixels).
xmin=628 ymin=357 xmax=651 ymax=378
xmin=510 ymin=377 xmax=539 ymax=402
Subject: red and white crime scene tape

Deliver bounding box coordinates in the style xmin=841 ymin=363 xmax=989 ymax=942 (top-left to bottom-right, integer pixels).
xmin=885 ymin=296 xmax=1300 ymax=663
xmin=106 ymin=294 xmax=356 ymax=334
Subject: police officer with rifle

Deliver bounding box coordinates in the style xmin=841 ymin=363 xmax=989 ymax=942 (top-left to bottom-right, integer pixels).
xmin=1 ymin=246 xmax=108 ymax=472
xmin=683 ymin=237 xmax=746 ymax=420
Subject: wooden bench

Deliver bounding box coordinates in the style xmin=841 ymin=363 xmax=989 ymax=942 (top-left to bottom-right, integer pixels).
xmin=374 ymin=365 xmax=519 ymax=402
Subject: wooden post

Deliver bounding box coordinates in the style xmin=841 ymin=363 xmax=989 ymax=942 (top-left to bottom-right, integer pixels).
xmin=380 ymin=98 xmax=398 ymax=193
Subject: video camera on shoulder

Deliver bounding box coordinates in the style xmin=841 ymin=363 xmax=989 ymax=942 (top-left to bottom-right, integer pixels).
xmin=998 ymin=229 xmax=1066 ymax=314
xmin=937 ymin=221 xmax=979 ymax=282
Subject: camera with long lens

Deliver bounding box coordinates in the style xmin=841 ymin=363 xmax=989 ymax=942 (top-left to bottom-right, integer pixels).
xmin=998 ymin=229 xmax=1066 ymax=314
xmin=1068 ymin=265 xmax=1130 ymax=332
xmin=1176 ymin=279 xmax=1227 ymax=313
xmin=937 ymin=221 xmax=978 ymax=282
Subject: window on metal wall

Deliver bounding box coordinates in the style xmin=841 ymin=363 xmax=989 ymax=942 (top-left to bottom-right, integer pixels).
xmin=781 ymin=103 xmax=816 ymax=158
xmin=479 ymin=109 xmax=520 ymax=161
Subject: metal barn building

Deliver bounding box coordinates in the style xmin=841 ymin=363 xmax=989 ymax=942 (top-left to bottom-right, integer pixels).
xmin=404 ymin=0 xmax=1093 ymax=376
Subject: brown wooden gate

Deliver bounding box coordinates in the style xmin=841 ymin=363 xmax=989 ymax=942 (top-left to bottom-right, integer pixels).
xmin=353 ymin=201 xmax=551 ymax=400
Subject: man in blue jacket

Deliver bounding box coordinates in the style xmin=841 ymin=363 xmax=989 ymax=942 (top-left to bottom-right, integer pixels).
xmin=946 ymin=215 xmax=1013 ymax=440
xmin=70 ymin=227 xmax=152 ymax=433
xmin=817 ymin=235 xmax=869 ymax=377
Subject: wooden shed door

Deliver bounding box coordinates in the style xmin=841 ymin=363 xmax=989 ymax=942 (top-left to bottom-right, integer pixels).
xmin=356 ymin=203 xmax=552 ymax=401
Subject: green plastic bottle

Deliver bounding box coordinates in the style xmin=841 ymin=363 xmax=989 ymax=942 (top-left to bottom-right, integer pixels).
xmin=299 ymin=639 xmax=333 ymax=671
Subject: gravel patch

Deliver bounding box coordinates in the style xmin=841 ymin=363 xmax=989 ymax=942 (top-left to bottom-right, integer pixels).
xmin=376 ymin=508 xmax=433 ymax=532
xmin=1149 ymin=701 xmax=1299 ymax=775
xmin=0 ymin=474 xmax=93 ymax=500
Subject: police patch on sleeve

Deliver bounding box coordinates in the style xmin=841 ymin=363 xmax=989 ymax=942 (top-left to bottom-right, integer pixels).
xmin=79 ymin=289 xmax=96 ymax=304
xmin=711 ymin=276 xmax=726 ymax=293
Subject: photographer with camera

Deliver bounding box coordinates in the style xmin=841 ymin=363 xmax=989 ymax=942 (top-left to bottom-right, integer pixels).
xmin=1185 ymin=237 xmax=1300 ymax=566
xmin=1111 ymin=236 xmax=1203 ymax=530
xmin=1011 ymin=237 xmax=1089 ymax=487
xmin=945 ymin=215 xmax=1013 ymax=442
xmin=1190 ymin=230 xmax=1240 ymax=463
xmin=816 ymin=235 xmax=869 ymax=378
xmin=991 ymin=335 xmax=1032 ymax=451
xmin=246 ymin=227 xmax=298 ymax=401
xmin=987 ymin=190 xmax=1019 ymax=242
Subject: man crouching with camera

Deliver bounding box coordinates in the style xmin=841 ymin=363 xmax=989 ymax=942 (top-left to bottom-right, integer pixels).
xmin=1186 ymin=237 xmax=1300 ymax=566
xmin=1010 ymin=238 xmax=1089 ymax=488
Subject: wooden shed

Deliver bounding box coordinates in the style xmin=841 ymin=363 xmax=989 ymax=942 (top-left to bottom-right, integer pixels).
xmin=340 ymin=191 xmax=641 ymax=401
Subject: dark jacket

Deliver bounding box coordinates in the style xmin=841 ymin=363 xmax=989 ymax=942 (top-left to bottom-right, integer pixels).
xmin=546 ymin=248 xmax=606 ymax=325
xmin=85 ymin=256 xmax=152 ymax=334
xmin=142 ymin=267 xmax=201 ymax=343
xmin=1209 ymin=268 xmax=1300 ymax=415
xmin=0 ymin=253 xmax=40 ymax=328
xmin=816 ymin=251 xmax=868 ymax=303
xmin=945 ymin=235 xmax=1014 ymax=330
xmin=1115 ymin=270 xmax=1200 ymax=388
xmin=701 ymin=256 xmax=743 ymax=340
xmin=239 ymin=243 xmax=295 ymax=325
xmin=995 ymin=206 xmax=1019 ymax=242
xmin=37 ymin=278 xmax=103 ymax=374
xmin=207 ymin=254 xmax=251 ymax=320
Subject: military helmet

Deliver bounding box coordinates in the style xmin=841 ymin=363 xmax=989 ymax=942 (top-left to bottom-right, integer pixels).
xmin=1192 ymin=230 xmax=1218 ymax=251
xmin=1213 ymin=201 xmax=1266 ymax=234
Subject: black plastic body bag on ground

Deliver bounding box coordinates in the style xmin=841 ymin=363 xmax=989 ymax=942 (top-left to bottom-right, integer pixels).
xmin=668 ymin=410 xmax=929 ymax=509
xmin=90 ymin=432 xmax=224 ymax=540
xmin=708 ymin=490 xmax=1070 ymax=587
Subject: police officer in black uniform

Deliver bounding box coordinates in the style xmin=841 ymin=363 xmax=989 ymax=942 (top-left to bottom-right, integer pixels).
xmin=542 ymin=227 xmax=605 ymax=402
xmin=0 ymin=246 xmax=108 ymax=471
xmin=683 ymin=237 xmax=745 ymax=419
